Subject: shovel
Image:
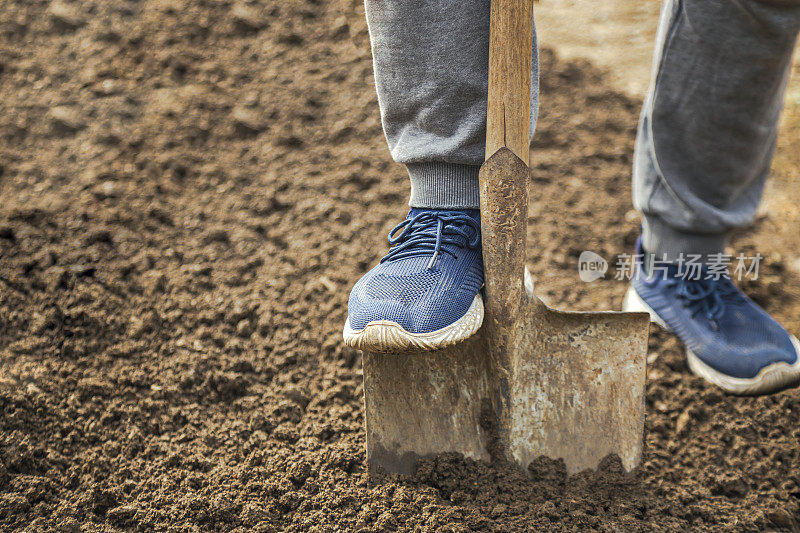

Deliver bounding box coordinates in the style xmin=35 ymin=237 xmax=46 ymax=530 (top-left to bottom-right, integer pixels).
xmin=361 ymin=0 xmax=650 ymax=476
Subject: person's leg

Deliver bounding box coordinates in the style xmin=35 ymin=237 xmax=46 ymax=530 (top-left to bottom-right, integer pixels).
xmin=634 ymin=0 xmax=800 ymax=259
xmin=364 ymin=0 xmax=539 ymax=209
xmin=626 ymin=0 xmax=800 ymax=394
xmin=344 ymin=0 xmax=538 ymax=353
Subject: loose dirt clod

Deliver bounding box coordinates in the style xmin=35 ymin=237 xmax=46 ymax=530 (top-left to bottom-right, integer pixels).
xmin=1 ymin=0 xmax=800 ymax=531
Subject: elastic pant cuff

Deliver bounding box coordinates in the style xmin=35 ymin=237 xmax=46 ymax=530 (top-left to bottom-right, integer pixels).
xmin=642 ymin=215 xmax=728 ymax=262
xmin=407 ymin=162 xmax=481 ymax=209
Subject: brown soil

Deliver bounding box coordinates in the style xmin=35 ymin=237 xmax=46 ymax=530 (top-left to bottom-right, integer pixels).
xmin=2 ymin=1 xmax=800 ymax=531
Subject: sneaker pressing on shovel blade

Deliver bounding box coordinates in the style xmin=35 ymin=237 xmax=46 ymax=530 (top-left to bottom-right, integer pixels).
xmin=343 ymin=208 xmax=484 ymax=353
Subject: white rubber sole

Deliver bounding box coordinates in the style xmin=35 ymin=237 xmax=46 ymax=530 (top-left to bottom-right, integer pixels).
xmin=623 ymin=286 xmax=800 ymax=395
xmin=342 ymin=293 xmax=484 ymax=354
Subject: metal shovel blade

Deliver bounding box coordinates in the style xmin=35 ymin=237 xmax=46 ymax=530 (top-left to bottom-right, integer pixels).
xmin=362 ymin=148 xmax=650 ymax=476
xmin=362 ymin=293 xmax=650 ymax=476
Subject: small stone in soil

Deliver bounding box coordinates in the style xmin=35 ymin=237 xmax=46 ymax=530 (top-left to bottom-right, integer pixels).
xmin=49 ymin=106 xmax=86 ymax=135
xmin=49 ymin=2 xmax=86 ymax=32
xmin=232 ymin=4 xmax=267 ymax=33
xmin=106 ymin=504 xmax=138 ymax=524
xmin=232 ymin=107 xmax=266 ymax=136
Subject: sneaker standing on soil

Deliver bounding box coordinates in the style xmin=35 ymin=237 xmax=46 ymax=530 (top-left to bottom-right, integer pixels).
xmin=623 ymin=239 xmax=800 ymax=395
xmin=346 ymin=0 xmax=800 ymax=393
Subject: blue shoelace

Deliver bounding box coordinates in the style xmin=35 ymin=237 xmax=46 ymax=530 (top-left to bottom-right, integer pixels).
xmin=382 ymin=211 xmax=481 ymax=270
xmin=666 ymin=275 xmax=744 ymax=328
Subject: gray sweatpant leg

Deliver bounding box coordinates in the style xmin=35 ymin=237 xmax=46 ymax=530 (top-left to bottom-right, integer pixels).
xmin=364 ymin=0 xmax=539 ymax=209
xmin=634 ymin=0 xmax=800 ymax=260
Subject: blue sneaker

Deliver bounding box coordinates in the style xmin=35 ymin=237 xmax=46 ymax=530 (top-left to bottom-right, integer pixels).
xmin=622 ymin=239 xmax=800 ymax=395
xmin=343 ymin=208 xmax=484 ymax=353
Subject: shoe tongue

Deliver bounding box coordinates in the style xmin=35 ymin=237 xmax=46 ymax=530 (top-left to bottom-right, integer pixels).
xmin=407 ymin=207 xmax=480 ymax=221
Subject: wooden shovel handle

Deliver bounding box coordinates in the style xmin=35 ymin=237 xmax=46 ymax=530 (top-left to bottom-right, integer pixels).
xmin=485 ymin=0 xmax=534 ymax=165
xmin=480 ymin=0 xmax=534 ymax=323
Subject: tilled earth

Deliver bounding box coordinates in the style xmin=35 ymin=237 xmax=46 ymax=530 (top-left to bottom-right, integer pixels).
xmin=2 ymin=1 xmax=800 ymax=531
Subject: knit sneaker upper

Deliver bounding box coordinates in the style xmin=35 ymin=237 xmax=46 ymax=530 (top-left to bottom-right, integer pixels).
xmin=347 ymin=208 xmax=483 ymax=334
xmin=631 ymin=240 xmax=798 ymax=379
